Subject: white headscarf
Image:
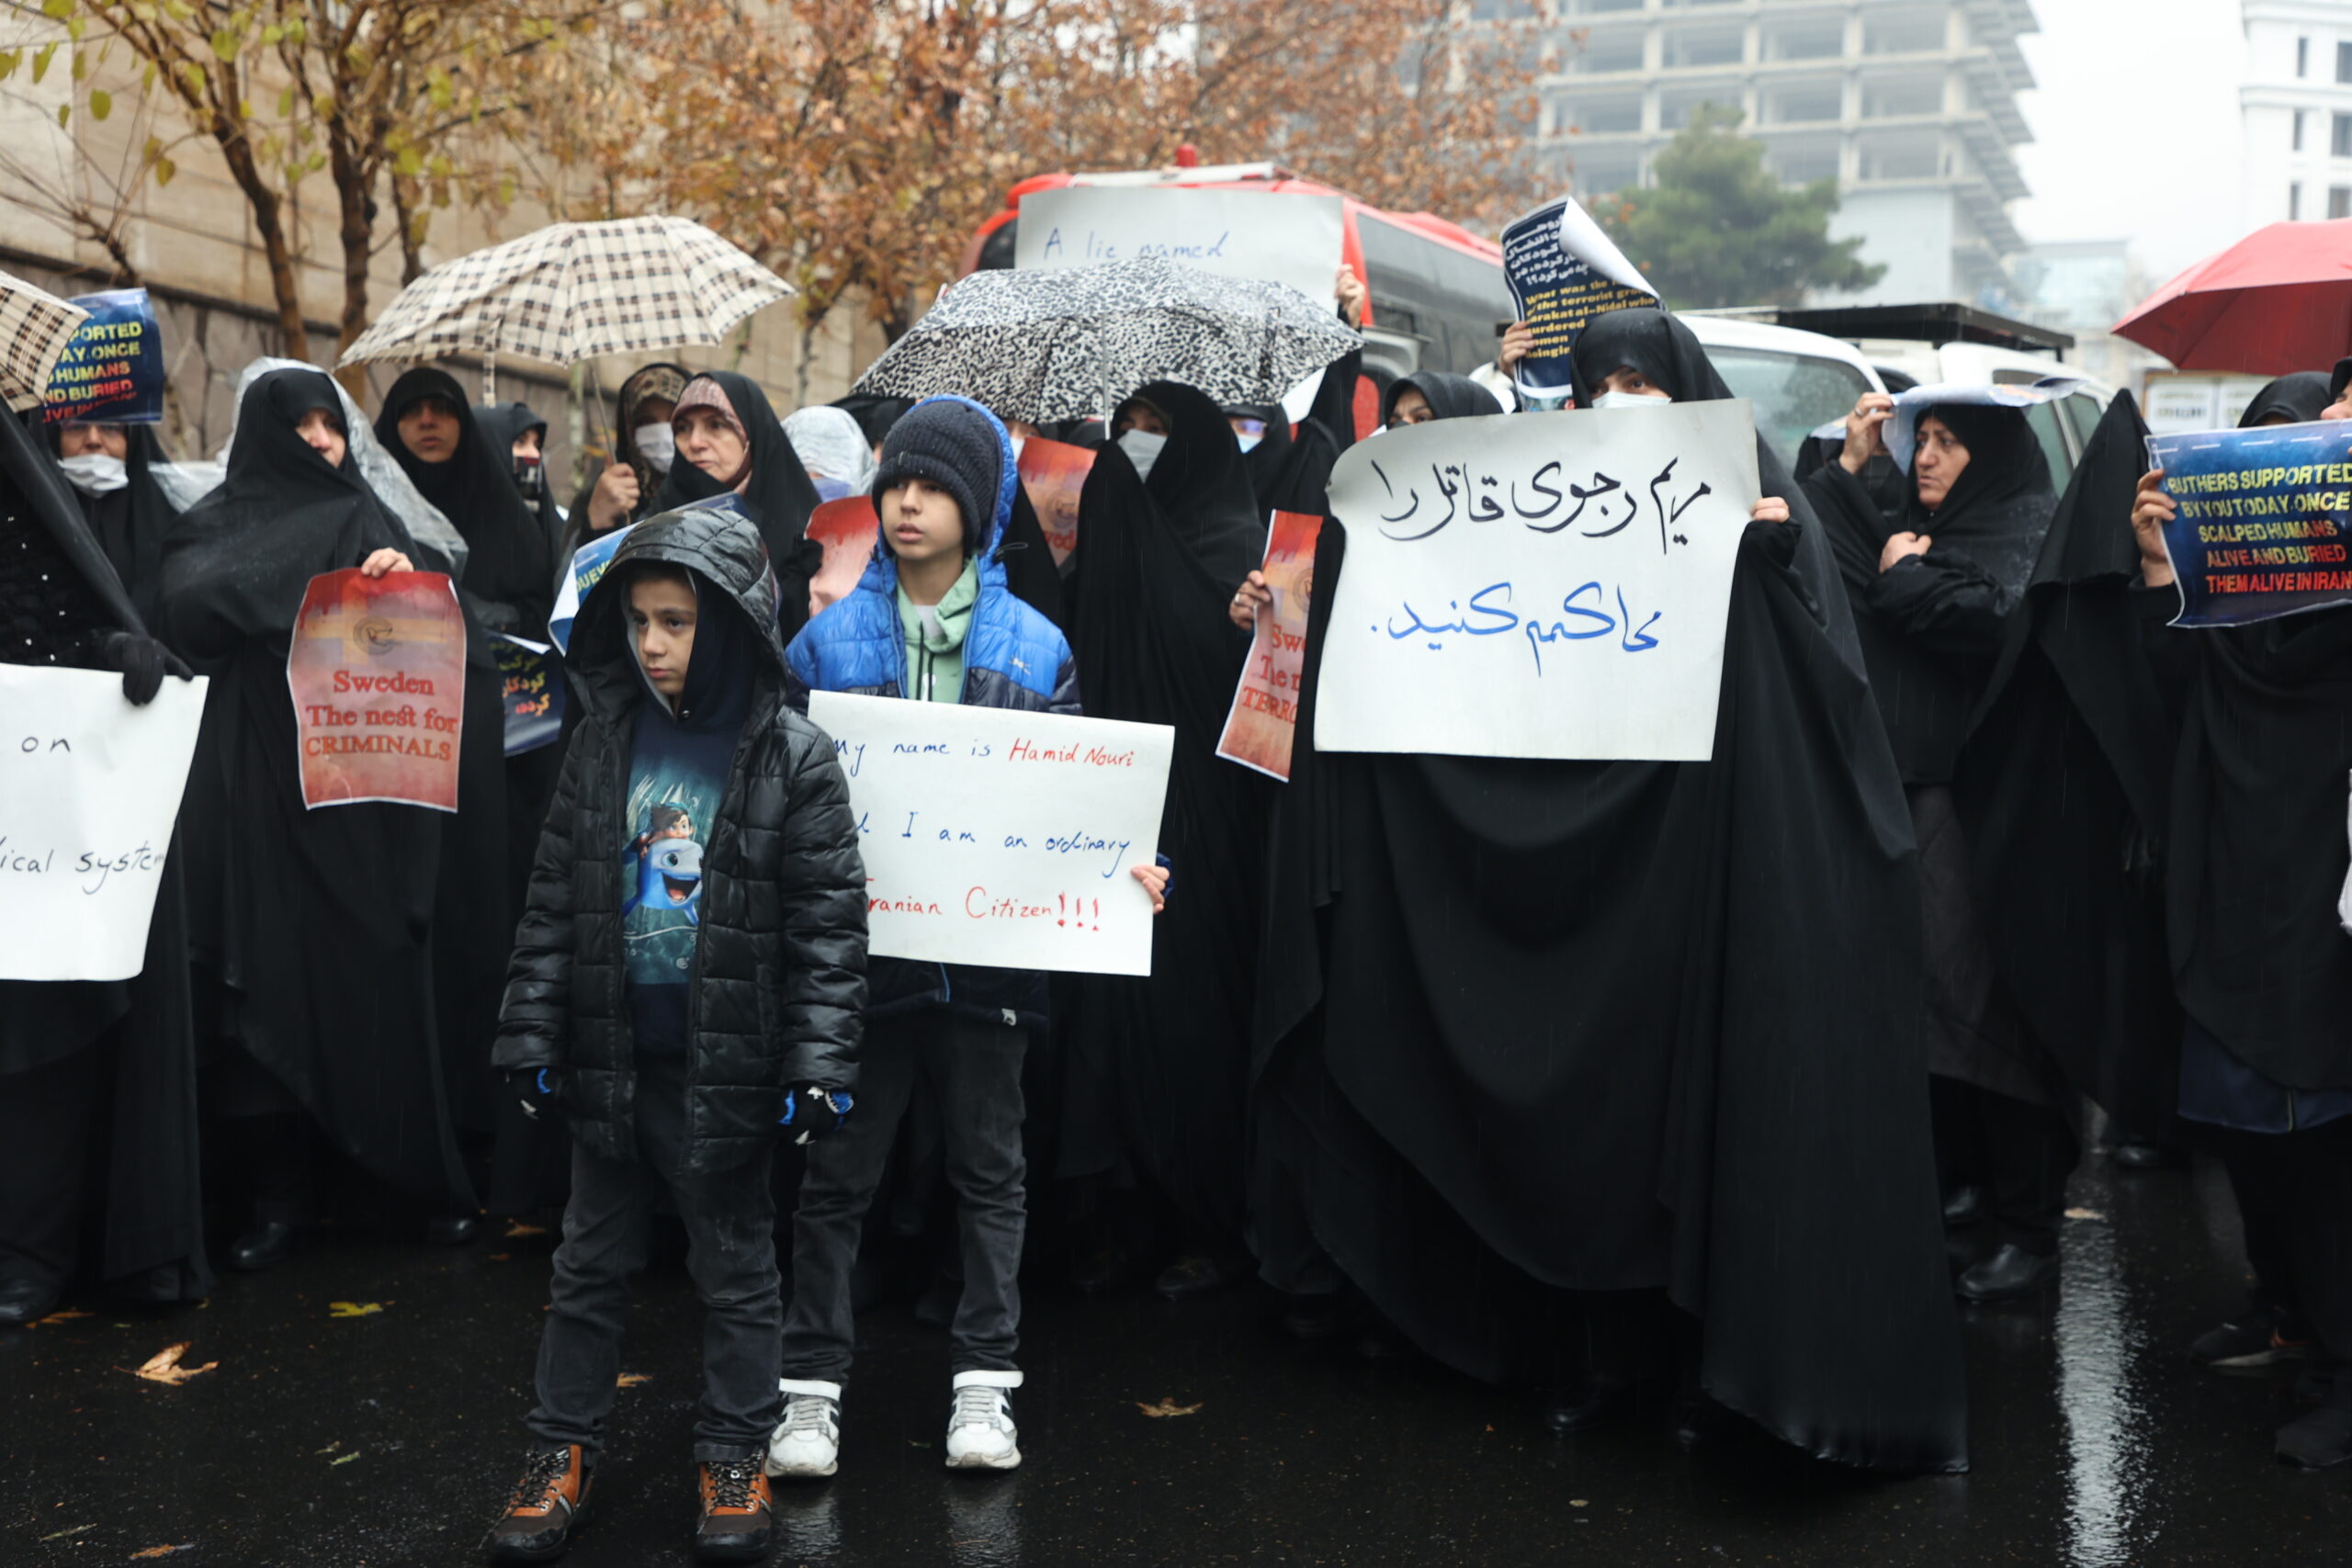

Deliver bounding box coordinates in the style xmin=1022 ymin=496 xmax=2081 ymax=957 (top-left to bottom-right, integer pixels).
xmin=781 ymin=404 xmax=878 ymax=496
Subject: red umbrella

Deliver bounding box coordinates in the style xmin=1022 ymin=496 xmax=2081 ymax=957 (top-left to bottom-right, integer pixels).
xmin=2113 ymin=220 xmax=2352 ymax=374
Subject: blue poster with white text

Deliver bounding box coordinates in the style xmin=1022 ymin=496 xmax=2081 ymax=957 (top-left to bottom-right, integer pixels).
xmin=2146 ymin=420 xmax=2352 ymax=626
xmin=44 ymin=288 xmax=164 ymax=426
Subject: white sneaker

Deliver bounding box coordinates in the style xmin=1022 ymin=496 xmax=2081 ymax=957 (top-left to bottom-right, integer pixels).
xmin=943 ymin=1369 xmax=1023 ymax=1471
xmin=765 ymin=1378 xmax=842 ymax=1478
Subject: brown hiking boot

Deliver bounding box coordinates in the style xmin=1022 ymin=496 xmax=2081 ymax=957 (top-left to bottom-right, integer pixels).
xmin=485 ymin=1444 xmax=593 ymax=1562
xmin=695 ymin=1458 xmax=775 ymax=1562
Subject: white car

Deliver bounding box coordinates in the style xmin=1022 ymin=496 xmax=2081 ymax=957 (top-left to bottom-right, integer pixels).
xmin=1679 ymin=313 xmax=2114 ymax=490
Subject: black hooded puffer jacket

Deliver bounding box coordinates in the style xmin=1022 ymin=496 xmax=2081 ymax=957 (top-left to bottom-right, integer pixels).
xmin=493 ymin=505 xmax=867 ymax=1174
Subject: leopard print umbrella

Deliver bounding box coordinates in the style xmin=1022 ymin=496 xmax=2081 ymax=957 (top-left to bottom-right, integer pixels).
xmin=854 ymin=255 xmax=1360 ymax=425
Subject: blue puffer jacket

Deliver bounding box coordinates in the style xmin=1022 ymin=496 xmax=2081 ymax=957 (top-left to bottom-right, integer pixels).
xmin=785 ymin=396 xmax=1080 ymax=1027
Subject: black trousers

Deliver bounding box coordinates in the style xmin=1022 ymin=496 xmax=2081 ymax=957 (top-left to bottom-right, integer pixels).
xmin=2213 ymin=1118 xmax=2352 ymax=1366
xmin=0 ymin=1044 xmax=109 ymax=1288
xmin=528 ymin=1056 xmax=781 ymax=1461
xmin=1931 ymin=1076 xmax=2078 ymax=1253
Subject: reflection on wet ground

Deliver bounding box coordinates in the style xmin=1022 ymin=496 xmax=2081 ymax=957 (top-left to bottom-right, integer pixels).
xmin=6 ymin=1150 xmax=2352 ymax=1566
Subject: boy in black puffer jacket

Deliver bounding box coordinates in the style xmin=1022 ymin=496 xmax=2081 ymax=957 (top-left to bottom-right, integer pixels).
xmin=485 ymin=506 xmax=867 ymax=1566
xmin=770 ymin=397 xmax=1167 ymax=1480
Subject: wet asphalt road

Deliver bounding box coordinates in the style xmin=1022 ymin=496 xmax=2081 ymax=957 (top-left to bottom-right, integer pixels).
xmin=6 ymin=1149 xmax=2352 ymax=1568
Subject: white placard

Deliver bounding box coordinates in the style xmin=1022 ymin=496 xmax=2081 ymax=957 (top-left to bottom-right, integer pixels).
xmin=1015 ymin=186 xmax=1344 ymax=422
xmin=1315 ymin=401 xmax=1760 ymax=761
xmin=806 ymin=693 xmax=1174 ymax=976
xmin=0 ymin=664 xmax=208 ymax=980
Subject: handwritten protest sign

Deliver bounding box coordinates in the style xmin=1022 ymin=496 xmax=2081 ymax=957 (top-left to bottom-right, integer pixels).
xmin=2146 ymin=419 xmax=2352 ymax=626
xmin=1499 ymin=198 xmax=1656 ymax=404
xmin=1018 ymin=437 xmax=1095 ymax=566
xmin=496 ymin=635 xmax=565 ymax=755
xmin=44 ymin=288 xmax=165 ymax=426
xmin=1217 ymin=510 xmax=1324 ymax=781
xmin=1015 ymin=186 xmax=1343 ymax=421
xmin=1315 ymin=400 xmax=1759 ymax=761
xmin=807 ymin=692 xmax=1173 ymax=976
xmin=0 ymin=665 xmax=207 ymax=980
xmin=287 ymin=570 xmax=466 ymax=810
xmin=808 ymin=496 xmax=879 ymax=615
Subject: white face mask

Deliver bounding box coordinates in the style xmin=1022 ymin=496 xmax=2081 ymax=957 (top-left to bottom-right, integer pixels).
xmin=633 ymin=423 xmax=675 ymax=474
xmin=1590 ymin=389 xmax=1673 ymax=412
xmin=1117 ymin=428 xmax=1167 ymax=481
xmin=1234 ymin=433 xmax=1262 ymax=455
xmin=58 ymin=452 xmax=129 ymax=494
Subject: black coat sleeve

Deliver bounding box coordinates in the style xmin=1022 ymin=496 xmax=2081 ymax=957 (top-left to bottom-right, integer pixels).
xmin=1865 ymin=551 xmax=2016 ymax=658
xmin=493 ymin=725 xmax=592 ymax=1075
xmin=771 ymin=723 xmax=869 ymax=1091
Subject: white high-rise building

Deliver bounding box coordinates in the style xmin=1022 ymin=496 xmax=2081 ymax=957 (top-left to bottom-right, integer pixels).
xmin=1487 ymin=0 xmax=2037 ymax=304
xmin=2239 ymin=1 xmax=2352 ymax=228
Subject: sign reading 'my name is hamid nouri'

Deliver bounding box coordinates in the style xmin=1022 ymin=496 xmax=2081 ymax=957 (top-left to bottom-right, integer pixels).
xmin=2147 ymin=420 xmax=2352 ymax=626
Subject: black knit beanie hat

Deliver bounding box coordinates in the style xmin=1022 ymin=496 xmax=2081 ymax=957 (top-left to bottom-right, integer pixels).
xmin=872 ymin=398 xmax=1003 ymax=554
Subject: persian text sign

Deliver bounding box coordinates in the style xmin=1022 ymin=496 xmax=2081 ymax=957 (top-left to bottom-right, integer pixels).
xmin=1316 ymin=401 xmax=1759 ymax=761
xmin=0 ymin=665 xmax=208 ymax=981
xmin=807 ymin=693 xmax=1173 ymax=976
xmin=1217 ymin=509 xmax=1324 ymax=781
xmin=2146 ymin=420 xmax=2352 ymax=626
xmin=497 ymin=635 xmax=564 ymax=755
xmin=286 ymin=570 xmax=466 ymax=810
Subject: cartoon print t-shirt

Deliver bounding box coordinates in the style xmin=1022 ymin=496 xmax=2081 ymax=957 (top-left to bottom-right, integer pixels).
xmin=620 ymin=710 xmax=734 ymax=1055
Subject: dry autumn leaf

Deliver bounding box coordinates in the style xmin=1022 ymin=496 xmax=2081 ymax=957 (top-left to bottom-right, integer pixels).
xmin=503 ymin=1221 xmax=548 ymax=1239
xmin=130 ymin=1344 xmax=218 ymax=1385
xmin=616 ymin=1373 xmax=652 ymax=1388
xmin=327 ymin=1302 xmax=384 ymax=1318
xmin=31 ymin=1308 xmax=95 ymax=1327
xmin=130 ymin=1548 xmax=194 ymax=1560
xmin=2064 ymin=1207 xmax=2107 ymax=1222
xmin=1135 ymin=1398 xmax=1203 ymax=1418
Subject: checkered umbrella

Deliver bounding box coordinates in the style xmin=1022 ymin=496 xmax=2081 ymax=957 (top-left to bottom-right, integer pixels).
xmin=337 ymin=216 xmax=793 ymax=370
xmin=853 ymin=256 xmax=1361 ymax=424
xmin=0 ymin=268 xmax=91 ymax=414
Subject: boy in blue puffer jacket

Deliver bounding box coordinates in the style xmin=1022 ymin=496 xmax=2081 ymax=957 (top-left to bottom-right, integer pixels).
xmin=770 ymin=396 xmax=1167 ymax=1478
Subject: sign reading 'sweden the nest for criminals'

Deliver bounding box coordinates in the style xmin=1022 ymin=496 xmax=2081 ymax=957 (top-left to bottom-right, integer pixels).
xmin=807 ymin=693 xmax=1174 ymax=976
xmin=1316 ymin=400 xmax=1760 ymax=762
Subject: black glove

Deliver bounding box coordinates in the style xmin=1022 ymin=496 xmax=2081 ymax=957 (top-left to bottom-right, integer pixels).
xmin=508 ymin=1067 xmax=559 ymax=1121
xmin=780 ymin=1083 xmax=852 ymax=1145
xmin=101 ymin=632 xmax=191 ymax=706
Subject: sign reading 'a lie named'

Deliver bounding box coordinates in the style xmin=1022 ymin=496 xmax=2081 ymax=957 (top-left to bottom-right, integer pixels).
xmin=807 ymin=693 xmax=1173 ymax=976
xmin=1316 ymin=400 xmax=1759 ymax=761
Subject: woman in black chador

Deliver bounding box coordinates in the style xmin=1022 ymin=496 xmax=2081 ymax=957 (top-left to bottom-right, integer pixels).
xmin=1255 ymin=307 xmax=1966 ymax=1472
xmin=1056 ymin=380 xmax=1272 ymax=1297
xmin=377 ymin=369 xmax=555 ymax=1193
xmin=2129 ymin=365 xmax=2352 ymax=1469
xmin=1804 ymin=387 xmax=2073 ymax=1303
xmin=0 ymin=409 xmax=206 ymax=1325
xmin=160 ymin=367 xmax=475 ymax=1269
